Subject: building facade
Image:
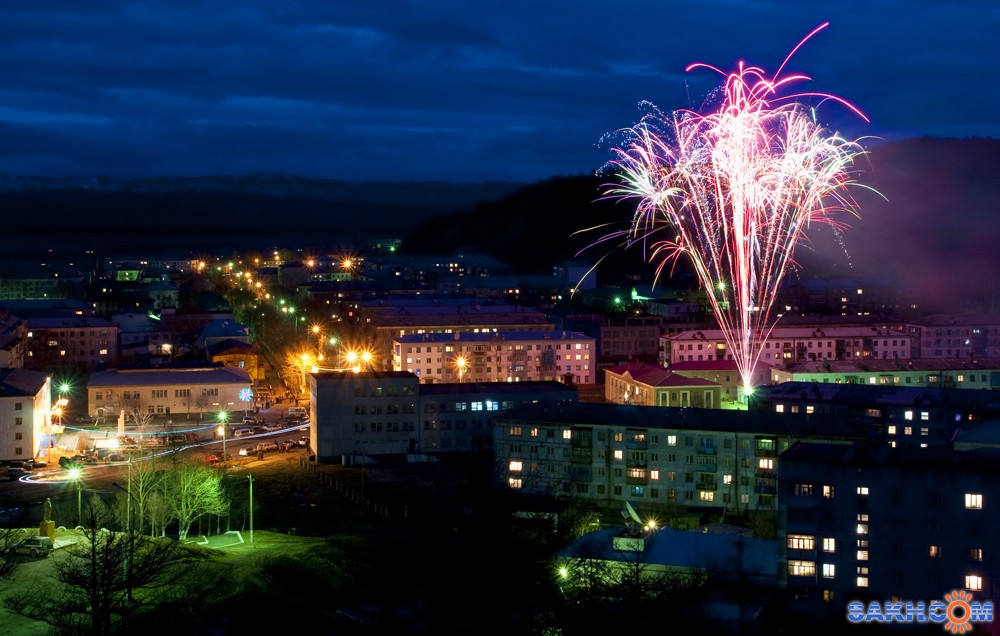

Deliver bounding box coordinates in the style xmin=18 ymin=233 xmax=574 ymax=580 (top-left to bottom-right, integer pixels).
xmin=24 ymin=316 xmax=119 ymax=371
xmin=393 ymin=330 xmax=596 ymax=385
xmin=308 ymin=371 xmax=578 ymax=462
xmin=0 ymin=368 xmax=53 ymax=463
xmin=778 ymin=442 xmax=1000 ymax=616
xmin=86 ymin=366 xmax=252 ymax=420
xmin=493 ymin=401 xmax=870 ymax=515
xmin=604 ymin=362 xmax=722 ymax=408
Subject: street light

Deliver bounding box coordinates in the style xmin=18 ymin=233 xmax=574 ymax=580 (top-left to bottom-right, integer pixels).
xmin=217 ymin=410 xmax=229 ymax=469
xmin=456 ymin=356 xmax=467 ymax=383
xmin=248 ymin=473 xmax=254 ymax=544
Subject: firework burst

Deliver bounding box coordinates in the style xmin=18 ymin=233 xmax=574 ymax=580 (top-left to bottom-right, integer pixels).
xmin=601 ymin=23 xmax=874 ymax=395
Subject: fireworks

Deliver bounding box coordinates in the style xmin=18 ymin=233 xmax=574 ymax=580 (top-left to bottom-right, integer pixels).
xmin=603 ymin=23 xmax=872 ymax=395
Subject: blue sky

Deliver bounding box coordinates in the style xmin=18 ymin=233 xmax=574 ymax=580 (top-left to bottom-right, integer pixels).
xmin=0 ymin=1 xmax=996 ymax=182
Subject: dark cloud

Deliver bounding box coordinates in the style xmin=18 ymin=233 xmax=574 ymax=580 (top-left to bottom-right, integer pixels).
xmin=0 ymin=1 xmax=995 ymax=181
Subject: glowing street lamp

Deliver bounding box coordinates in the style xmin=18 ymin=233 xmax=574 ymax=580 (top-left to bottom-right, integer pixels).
xmin=456 ymin=356 xmax=467 ymax=383
xmin=217 ymin=410 xmax=229 ymax=469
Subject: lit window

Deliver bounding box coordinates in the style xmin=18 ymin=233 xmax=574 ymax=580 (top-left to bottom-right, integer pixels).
xmin=930 ymin=545 xmax=941 ymax=558
xmin=667 ymin=435 xmax=677 ymax=446
xmin=788 ymin=535 xmax=815 ymax=551
xmin=509 ymin=426 xmax=522 ymax=436
xmin=822 ymin=564 xmax=836 ymax=579
xmin=562 ymin=429 xmax=572 ymax=440
xmin=788 ymin=560 xmax=816 ymax=577
xmin=856 ymin=524 xmax=868 ymax=536
xmin=775 ymin=404 xmax=785 ymax=413
xmin=970 ymin=548 xmax=983 ymax=562
xmin=650 ymin=470 xmax=659 ymax=481
xmin=966 ymin=575 xmax=983 ymax=591
xmin=530 ymin=427 xmax=538 ymax=437
xmin=723 ymin=474 xmax=732 ymax=485
xmin=823 ymin=590 xmax=836 ymax=602
xmin=613 ymin=450 xmax=623 ymax=460
xmin=509 ymin=460 xmax=523 ymax=472
xmin=857 ymin=486 xmax=869 ymax=496
xmin=887 ymin=425 xmax=896 ymax=435
xmin=508 ymin=478 xmax=522 ymax=489
xmin=857 ymin=576 xmax=869 ymax=588
xmin=904 ymin=426 xmax=912 ymax=435
xmin=857 ymin=550 xmax=868 ymax=561
xmin=904 ymin=410 xmax=913 ymax=421
xmin=699 ymin=491 xmax=714 ymax=502
xmin=966 ymin=493 xmax=983 ymax=509
xmin=823 ymin=485 xmax=835 ymax=499
xmin=823 ymin=538 xmax=836 ymax=553
xmin=758 ymin=458 xmax=774 ymax=470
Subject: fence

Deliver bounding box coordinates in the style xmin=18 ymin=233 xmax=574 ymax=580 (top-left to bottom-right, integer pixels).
xmin=299 ymin=457 xmax=407 ymax=521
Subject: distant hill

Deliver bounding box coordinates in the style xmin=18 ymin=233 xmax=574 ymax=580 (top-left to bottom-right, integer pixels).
xmin=401 ymin=136 xmax=1000 ymax=312
xmin=0 ymin=175 xmax=524 ymax=258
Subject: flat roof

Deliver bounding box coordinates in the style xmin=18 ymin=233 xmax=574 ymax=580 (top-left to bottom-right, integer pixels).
xmin=88 ymin=367 xmax=251 ymax=387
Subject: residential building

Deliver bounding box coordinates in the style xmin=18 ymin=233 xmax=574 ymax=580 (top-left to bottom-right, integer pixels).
xmin=24 ymin=315 xmax=119 ymax=372
xmin=307 ymin=371 xmax=578 ymax=462
xmin=0 ymin=368 xmax=53 ymax=463
xmin=493 ymin=401 xmax=871 ymax=515
xmin=778 ymin=441 xmax=1000 ymax=617
xmin=670 ymin=360 xmax=745 ymax=405
xmin=771 ymin=358 xmax=1000 ymax=389
xmin=0 ymin=311 xmax=27 ymax=369
xmin=904 ymin=313 xmax=1000 ymax=359
xmin=393 ymin=330 xmax=596 ymax=385
xmin=665 ymin=326 xmax=911 ymax=366
xmin=207 ymin=339 xmax=264 ymax=385
xmin=86 ymin=366 xmax=252 ymax=420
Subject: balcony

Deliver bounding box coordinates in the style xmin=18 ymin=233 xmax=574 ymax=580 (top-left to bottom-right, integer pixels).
xmin=696 ymin=481 xmax=717 ymax=491
xmin=696 ymin=444 xmax=716 ymax=455
xmin=570 ymin=466 xmax=593 ymax=482
xmin=571 ymin=448 xmax=591 ymax=464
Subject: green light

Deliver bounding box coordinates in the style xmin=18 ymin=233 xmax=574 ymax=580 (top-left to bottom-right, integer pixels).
xmin=558 ymin=566 xmax=568 ymax=579
xmin=329 ymin=337 xmax=337 ymax=345
xmin=217 ymin=410 xmax=229 ymax=423
xmin=58 ymin=382 xmax=71 ymax=394
xmin=613 ymin=297 xmax=621 ymax=305
xmin=68 ymin=468 xmax=81 ymax=479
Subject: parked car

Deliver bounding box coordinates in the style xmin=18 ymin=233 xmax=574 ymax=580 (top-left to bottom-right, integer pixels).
xmin=264 ymin=423 xmax=283 ymax=432
xmin=6 ymin=465 xmax=30 ymax=481
xmin=205 ymin=452 xmax=231 ymax=463
xmin=256 ymin=442 xmax=278 ymax=453
xmin=27 ymin=459 xmax=47 ymax=469
xmin=238 ymin=446 xmax=253 ymax=457
xmin=11 ymin=536 xmax=54 ymax=557
xmin=233 ymin=428 xmax=254 ymax=438
xmin=242 ymin=415 xmax=261 ymax=426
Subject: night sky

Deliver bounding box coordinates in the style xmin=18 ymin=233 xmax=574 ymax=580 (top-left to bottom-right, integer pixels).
xmin=0 ymin=1 xmax=996 ymax=183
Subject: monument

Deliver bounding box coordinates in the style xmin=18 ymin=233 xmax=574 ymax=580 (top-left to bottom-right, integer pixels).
xmin=39 ymin=497 xmax=56 ymax=539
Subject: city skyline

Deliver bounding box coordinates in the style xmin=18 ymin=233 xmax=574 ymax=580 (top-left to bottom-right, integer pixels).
xmin=0 ymin=2 xmax=996 ymax=182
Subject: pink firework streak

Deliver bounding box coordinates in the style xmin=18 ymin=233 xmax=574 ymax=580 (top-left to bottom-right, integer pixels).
xmin=602 ymin=23 xmax=873 ymax=395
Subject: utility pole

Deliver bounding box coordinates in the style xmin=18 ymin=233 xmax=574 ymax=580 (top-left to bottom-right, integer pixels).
xmin=248 ymin=473 xmax=254 ymax=544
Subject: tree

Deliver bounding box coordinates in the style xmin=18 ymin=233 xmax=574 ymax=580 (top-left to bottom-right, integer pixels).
xmin=0 ymin=528 xmax=28 ymax=583
xmin=167 ymin=462 xmax=230 ymax=540
xmin=4 ymin=494 xmax=203 ymax=635
xmin=125 ymin=407 xmax=156 ymax=444
xmin=126 ymin=454 xmax=166 ymax=536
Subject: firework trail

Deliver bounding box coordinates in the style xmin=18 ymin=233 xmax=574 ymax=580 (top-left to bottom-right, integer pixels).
xmin=602 ymin=22 xmax=873 ymax=394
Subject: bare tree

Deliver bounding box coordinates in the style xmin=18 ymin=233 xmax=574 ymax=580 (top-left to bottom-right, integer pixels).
xmin=4 ymin=494 xmax=201 ymax=635
xmin=167 ymin=462 xmax=230 ymax=540
xmin=0 ymin=528 xmax=28 ymax=584
xmin=125 ymin=407 xmax=156 ymax=446
xmin=126 ymin=454 xmax=166 ymax=536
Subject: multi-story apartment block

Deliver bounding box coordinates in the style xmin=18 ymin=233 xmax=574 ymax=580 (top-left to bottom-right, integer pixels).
xmin=493 ymin=401 xmax=870 ymax=515
xmin=753 ymin=382 xmax=1000 ymax=449
xmin=778 ymin=441 xmax=1000 ymax=616
xmin=665 ymin=326 xmax=911 ymax=366
xmin=393 ymin=330 xmax=596 ymax=385
xmin=604 ymin=362 xmax=722 ymax=408
xmin=0 ymin=311 xmax=28 ymax=369
xmin=0 ymin=368 xmax=53 ymax=462
xmin=905 ymin=313 xmax=1000 ymax=359
xmin=307 ymin=371 xmax=578 ymax=462
xmin=771 ymin=357 xmax=1000 ymax=390
xmin=87 ymin=366 xmax=252 ymax=420
xmin=360 ymin=297 xmax=554 ymax=371
xmin=24 ymin=316 xmax=119 ymax=372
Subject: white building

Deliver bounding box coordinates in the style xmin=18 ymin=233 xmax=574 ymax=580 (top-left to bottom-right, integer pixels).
xmin=0 ymin=368 xmax=53 ymax=463
xmin=87 ymin=366 xmax=252 ymax=420
xmin=665 ymin=326 xmax=911 ymax=366
xmin=392 ymin=330 xmax=596 ymax=385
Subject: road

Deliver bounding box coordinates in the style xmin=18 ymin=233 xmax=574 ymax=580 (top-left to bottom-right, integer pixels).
xmin=0 ymin=423 xmax=309 ymax=527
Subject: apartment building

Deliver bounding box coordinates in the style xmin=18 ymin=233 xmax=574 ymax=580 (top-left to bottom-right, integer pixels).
xmin=665 ymin=326 xmax=911 ymax=366
xmin=771 ymin=358 xmax=1000 ymax=389
xmin=307 ymin=371 xmax=578 ymax=462
xmin=393 ymin=330 xmax=596 ymax=385
xmin=24 ymin=315 xmax=119 ymax=372
xmin=778 ymin=441 xmax=1000 ymax=616
xmin=0 ymin=368 xmax=52 ymax=462
xmin=493 ymin=401 xmax=870 ymax=516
